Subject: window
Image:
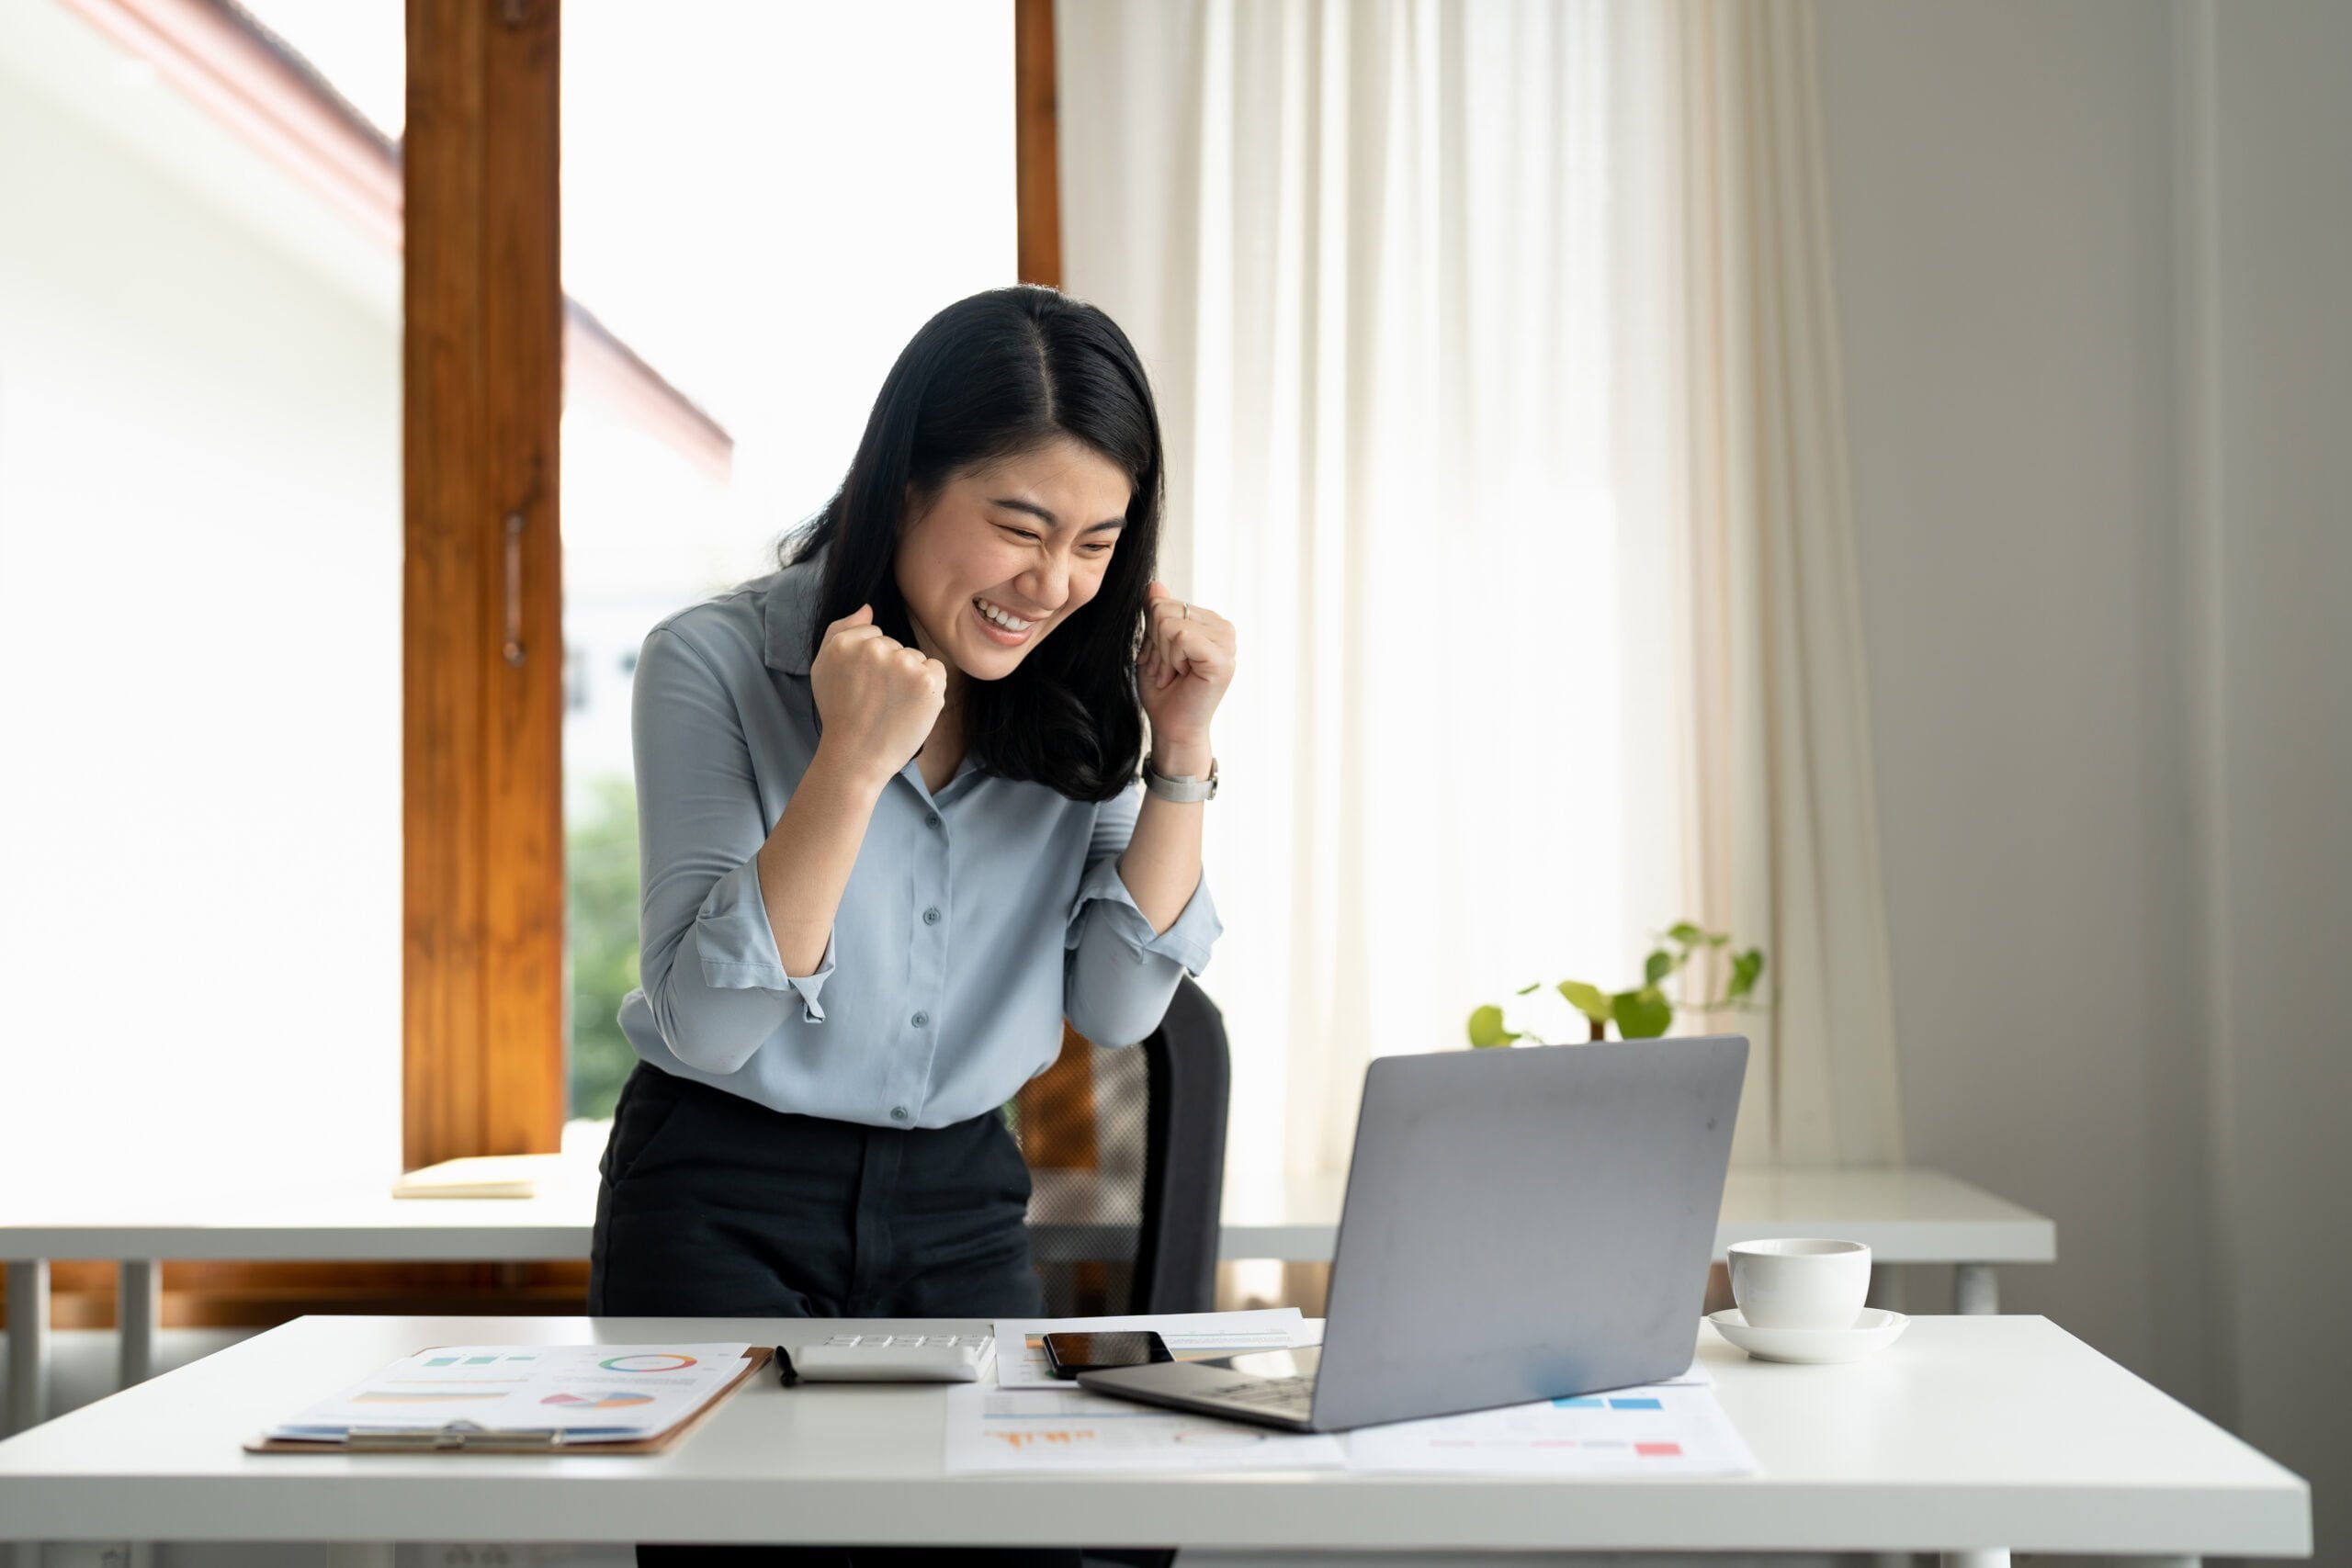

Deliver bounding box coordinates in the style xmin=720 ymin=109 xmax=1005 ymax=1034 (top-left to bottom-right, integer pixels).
xmin=0 ymin=0 xmax=402 ymax=1201
xmin=0 ymin=0 xmax=1019 ymax=1192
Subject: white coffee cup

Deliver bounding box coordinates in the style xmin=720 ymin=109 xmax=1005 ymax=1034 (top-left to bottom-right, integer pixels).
xmin=1726 ymin=1237 xmax=1871 ymax=1330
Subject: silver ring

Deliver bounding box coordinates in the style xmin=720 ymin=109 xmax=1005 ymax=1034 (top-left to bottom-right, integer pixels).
xmin=1181 ymin=602 xmax=1191 ymax=620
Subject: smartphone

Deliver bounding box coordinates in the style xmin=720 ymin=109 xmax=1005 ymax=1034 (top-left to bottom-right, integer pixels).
xmin=1042 ymin=1330 xmax=1174 ymax=1379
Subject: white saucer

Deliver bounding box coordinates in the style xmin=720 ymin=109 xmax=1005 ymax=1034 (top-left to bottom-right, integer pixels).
xmin=1708 ymin=1306 xmax=1909 ymax=1364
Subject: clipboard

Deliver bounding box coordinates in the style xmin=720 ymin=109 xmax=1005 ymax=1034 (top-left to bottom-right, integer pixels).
xmin=244 ymin=1345 xmax=775 ymax=1455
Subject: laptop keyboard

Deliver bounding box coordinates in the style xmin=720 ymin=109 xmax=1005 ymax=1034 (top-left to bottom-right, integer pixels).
xmin=1202 ymin=1374 xmax=1315 ymax=1410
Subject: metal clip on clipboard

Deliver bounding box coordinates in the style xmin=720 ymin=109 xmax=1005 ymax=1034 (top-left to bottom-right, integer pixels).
xmin=343 ymin=1422 xmax=593 ymax=1450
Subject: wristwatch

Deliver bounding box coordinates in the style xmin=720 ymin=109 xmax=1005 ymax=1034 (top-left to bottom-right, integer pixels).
xmin=1143 ymin=754 xmax=1219 ymax=803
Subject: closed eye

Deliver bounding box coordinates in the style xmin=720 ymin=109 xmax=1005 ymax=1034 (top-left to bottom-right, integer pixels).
xmin=1001 ymin=525 xmax=1114 ymax=555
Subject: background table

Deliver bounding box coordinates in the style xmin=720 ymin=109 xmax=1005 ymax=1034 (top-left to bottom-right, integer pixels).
xmin=1214 ymin=1167 xmax=2056 ymax=1309
xmin=0 ymin=1312 xmax=2305 ymax=1565
xmin=2 ymin=1164 xmax=2054 ymax=1435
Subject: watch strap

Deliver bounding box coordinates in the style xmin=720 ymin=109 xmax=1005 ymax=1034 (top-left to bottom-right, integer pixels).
xmin=1143 ymin=755 xmax=1218 ymax=803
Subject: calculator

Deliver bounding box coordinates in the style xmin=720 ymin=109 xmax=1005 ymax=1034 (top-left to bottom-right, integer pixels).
xmin=780 ymin=1333 xmax=997 ymax=1383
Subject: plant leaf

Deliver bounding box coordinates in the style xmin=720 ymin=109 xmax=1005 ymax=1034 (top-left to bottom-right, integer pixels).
xmin=1643 ymin=949 xmax=1676 ymax=987
xmin=1513 ymin=981 xmax=1541 ymax=996
xmin=1727 ymin=949 xmax=1765 ymax=1000
xmin=1466 ymin=1005 xmax=1521 ymax=1048
xmin=1613 ymin=987 xmax=1674 ymax=1039
xmin=1667 ymin=921 xmax=1704 ymax=946
xmin=1556 ymin=980 xmax=1612 ymax=1022
xmin=1705 ymin=932 xmax=1731 ymax=947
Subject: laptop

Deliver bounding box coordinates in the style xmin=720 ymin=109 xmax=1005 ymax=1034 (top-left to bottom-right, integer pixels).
xmin=1078 ymin=1035 xmax=1747 ymax=1432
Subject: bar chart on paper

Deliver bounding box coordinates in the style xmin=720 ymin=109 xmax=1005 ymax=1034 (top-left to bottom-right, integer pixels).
xmin=944 ymin=1386 xmax=1345 ymax=1472
xmin=1341 ymin=1383 xmax=1759 ymax=1476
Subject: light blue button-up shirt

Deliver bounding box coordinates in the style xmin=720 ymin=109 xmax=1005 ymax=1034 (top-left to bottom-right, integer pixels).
xmin=616 ymin=547 xmax=1223 ymax=1128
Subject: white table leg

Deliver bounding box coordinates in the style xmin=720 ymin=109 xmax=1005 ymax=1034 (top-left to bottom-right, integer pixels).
xmin=6 ymin=1259 xmax=50 ymax=1436
xmin=116 ymin=1261 xmax=159 ymax=1389
xmin=1953 ymin=1261 xmax=2000 ymax=1314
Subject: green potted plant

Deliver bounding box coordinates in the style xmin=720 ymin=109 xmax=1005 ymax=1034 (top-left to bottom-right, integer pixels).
xmin=1466 ymin=921 xmax=1765 ymax=1045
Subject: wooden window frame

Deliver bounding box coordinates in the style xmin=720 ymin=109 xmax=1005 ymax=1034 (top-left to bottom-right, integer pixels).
xmin=1015 ymin=0 xmax=1062 ymax=290
xmin=401 ymin=0 xmax=567 ymax=1171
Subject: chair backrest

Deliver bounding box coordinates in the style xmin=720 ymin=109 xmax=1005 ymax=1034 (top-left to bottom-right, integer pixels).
xmin=1014 ymin=976 xmax=1230 ymax=1314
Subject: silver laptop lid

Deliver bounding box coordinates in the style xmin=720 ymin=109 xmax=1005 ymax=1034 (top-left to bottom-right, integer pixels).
xmin=1308 ymin=1035 xmax=1747 ymax=1432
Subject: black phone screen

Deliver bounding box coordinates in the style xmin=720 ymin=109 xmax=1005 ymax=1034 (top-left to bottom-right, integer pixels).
xmin=1042 ymin=1330 xmax=1173 ymax=1377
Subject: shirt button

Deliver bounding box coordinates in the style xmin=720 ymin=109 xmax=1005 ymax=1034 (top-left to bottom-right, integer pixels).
xmin=923 ymin=907 xmax=941 ymax=925
xmin=911 ymin=1011 xmax=929 ymax=1028
xmin=890 ymin=1106 xmax=910 ymax=1123
xmin=923 ymin=813 xmax=941 ymax=829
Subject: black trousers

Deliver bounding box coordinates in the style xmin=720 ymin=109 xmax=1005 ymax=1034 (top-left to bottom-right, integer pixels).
xmin=589 ymin=1060 xmax=1077 ymax=1568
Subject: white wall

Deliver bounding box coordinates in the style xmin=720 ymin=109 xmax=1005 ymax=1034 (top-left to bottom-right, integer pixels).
xmin=1815 ymin=0 xmax=2350 ymax=1545
xmin=2198 ymin=0 xmax=2352 ymax=1548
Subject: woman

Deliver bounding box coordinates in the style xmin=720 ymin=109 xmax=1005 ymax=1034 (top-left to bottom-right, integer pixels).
xmin=589 ymin=285 xmax=1235 ymax=1567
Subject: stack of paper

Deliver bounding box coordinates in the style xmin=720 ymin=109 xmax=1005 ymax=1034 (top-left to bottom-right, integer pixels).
xmin=948 ymin=1312 xmax=1759 ymax=1479
xmin=390 ymin=1154 xmax=561 ymax=1199
xmin=946 ymin=1384 xmax=1348 ymax=1472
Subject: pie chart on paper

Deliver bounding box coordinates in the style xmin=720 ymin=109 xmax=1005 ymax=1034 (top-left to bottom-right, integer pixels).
xmin=599 ymin=1353 xmax=698 ymax=1373
xmin=542 ymin=1392 xmax=657 ymax=1409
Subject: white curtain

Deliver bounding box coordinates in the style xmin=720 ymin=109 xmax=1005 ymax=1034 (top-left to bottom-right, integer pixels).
xmin=1623 ymin=1 xmax=1905 ymax=1165
xmin=1057 ymin=0 xmax=1902 ymax=1186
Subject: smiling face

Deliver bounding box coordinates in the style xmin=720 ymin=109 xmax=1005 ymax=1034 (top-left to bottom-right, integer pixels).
xmin=894 ymin=434 xmax=1134 ymax=687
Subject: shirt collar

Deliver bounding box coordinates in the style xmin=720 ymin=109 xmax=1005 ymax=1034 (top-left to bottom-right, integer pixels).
xmin=763 ymin=547 xmax=828 ymax=677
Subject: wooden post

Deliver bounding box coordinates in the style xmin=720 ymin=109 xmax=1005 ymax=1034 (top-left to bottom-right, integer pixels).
xmin=1014 ymin=0 xmax=1062 ymax=287
xmin=402 ymin=0 xmax=566 ymax=1168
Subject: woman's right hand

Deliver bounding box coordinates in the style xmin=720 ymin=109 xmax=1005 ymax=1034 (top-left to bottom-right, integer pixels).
xmin=809 ymin=604 xmax=947 ymax=788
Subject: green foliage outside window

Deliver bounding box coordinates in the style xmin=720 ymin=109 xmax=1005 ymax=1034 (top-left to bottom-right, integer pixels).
xmin=568 ymin=773 xmax=641 ymax=1121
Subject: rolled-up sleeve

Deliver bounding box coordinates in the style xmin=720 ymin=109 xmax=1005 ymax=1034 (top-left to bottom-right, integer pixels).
xmin=1063 ymin=781 xmax=1223 ymax=1047
xmin=633 ymin=626 xmax=836 ymax=1075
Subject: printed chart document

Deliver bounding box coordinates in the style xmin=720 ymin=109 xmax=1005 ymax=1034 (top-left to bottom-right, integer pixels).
xmin=260 ymin=1343 xmax=759 ymax=1448
xmin=992 ymin=1308 xmax=1308 ymax=1389
xmin=943 ymin=1383 xmax=1345 ymax=1473
xmin=1340 ymin=1381 xmax=1758 ymax=1476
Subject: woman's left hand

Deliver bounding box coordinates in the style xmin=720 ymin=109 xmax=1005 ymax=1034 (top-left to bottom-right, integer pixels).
xmin=1138 ymin=581 xmax=1236 ymax=750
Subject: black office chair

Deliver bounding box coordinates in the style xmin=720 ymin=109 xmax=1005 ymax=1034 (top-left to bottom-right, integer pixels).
xmin=1014 ymin=975 xmax=1229 ymax=1315
xmin=1011 ymin=981 xmax=1227 ymax=1568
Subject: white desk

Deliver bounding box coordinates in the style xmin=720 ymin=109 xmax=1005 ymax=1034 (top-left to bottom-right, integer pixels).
xmin=0 ymin=1313 xmax=2306 ymax=1564
xmin=0 ymin=1165 xmax=2054 ymax=1435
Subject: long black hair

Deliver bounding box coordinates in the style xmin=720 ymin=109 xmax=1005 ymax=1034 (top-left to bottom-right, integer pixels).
xmin=777 ymin=286 xmax=1163 ymax=803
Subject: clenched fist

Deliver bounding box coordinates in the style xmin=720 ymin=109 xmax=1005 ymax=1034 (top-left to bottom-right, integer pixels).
xmin=810 ymin=604 xmax=948 ymax=789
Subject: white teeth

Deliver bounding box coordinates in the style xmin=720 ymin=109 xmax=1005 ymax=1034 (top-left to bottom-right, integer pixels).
xmin=976 ymin=598 xmax=1032 ymax=632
